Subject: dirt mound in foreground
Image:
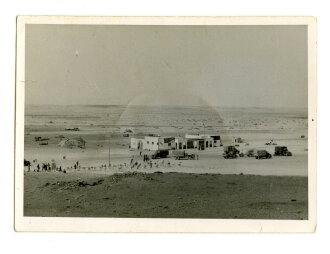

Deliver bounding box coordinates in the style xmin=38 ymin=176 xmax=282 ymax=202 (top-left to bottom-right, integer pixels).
xmin=24 ymin=172 xmax=308 ymax=219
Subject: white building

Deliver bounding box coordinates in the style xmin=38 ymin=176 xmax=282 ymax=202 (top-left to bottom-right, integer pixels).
xmin=130 ymin=138 xmax=144 ymax=149
xmin=143 ymin=136 xmax=160 ymax=150
xmin=130 ymin=133 xmax=221 ymax=151
xmin=184 ymin=134 xmax=216 ymax=149
xmin=143 ymin=136 xmax=176 ymax=150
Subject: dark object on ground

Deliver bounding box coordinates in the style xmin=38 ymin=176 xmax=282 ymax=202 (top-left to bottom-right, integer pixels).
xmin=172 ymin=150 xmax=196 ymax=160
xmin=301 ymin=135 xmax=305 ymax=138
xmin=123 ymin=133 xmax=129 ymax=137
xmin=235 ymin=137 xmax=244 ymax=143
xmin=78 ymin=179 xmax=104 ymax=187
xmin=39 ymin=142 xmax=48 ymax=145
xmin=239 ymin=152 xmax=245 ymax=157
xmin=274 ymin=146 xmax=292 ymax=156
xmin=265 ymin=140 xmax=277 ymax=145
xmin=35 ymin=137 xmax=50 ymax=142
xmin=154 ymin=171 xmax=163 ymax=174
xmin=59 ymin=137 xmax=86 ymax=149
xmin=246 ymin=149 xmax=255 ymax=157
xmin=255 ymin=150 xmax=272 ymax=159
xmin=152 ymin=149 xmax=169 ymax=159
xmin=24 ymin=159 xmax=31 ymax=166
xmin=65 ymin=127 xmax=80 ymax=131
xmin=223 ymin=146 xmax=240 ymax=159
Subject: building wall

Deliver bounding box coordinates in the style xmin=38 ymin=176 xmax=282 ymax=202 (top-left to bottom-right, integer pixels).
xmin=204 ymin=137 xmax=214 ymax=148
xmin=185 ymin=134 xmax=201 ymax=139
xmin=130 ymin=138 xmax=144 ymax=149
xmin=131 ymin=134 xmax=221 ymax=151
xmin=158 ymin=137 xmax=176 ymax=150
xmin=211 ymin=135 xmax=222 ymax=147
xmin=144 ymin=136 xmax=160 ymax=150
xmin=175 ymin=137 xmax=187 ymax=149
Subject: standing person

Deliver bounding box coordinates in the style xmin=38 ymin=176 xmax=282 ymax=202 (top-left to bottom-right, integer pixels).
xmin=37 ymin=164 xmax=40 ymax=172
xmin=59 ymin=166 xmax=62 ymax=172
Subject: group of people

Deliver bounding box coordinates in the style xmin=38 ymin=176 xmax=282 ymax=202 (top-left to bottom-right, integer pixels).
xmin=27 ymin=160 xmax=82 ymax=174
xmin=129 ymin=155 xmax=180 ymax=171
xmin=143 ymin=154 xmax=151 ymax=162
xmin=32 ymin=163 xmax=64 ymax=173
xmin=25 ymin=152 xmax=184 ymax=174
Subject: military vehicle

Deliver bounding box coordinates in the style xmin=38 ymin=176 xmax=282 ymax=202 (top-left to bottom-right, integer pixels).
xmin=223 ymin=146 xmax=240 ymax=159
xmin=171 ymin=150 xmax=196 ymax=160
xmin=274 ymin=146 xmax=292 ymax=156
xmin=152 ymin=149 xmax=169 ymax=159
xmin=246 ymin=149 xmax=256 ymax=157
xmin=255 ymin=150 xmax=272 ymax=159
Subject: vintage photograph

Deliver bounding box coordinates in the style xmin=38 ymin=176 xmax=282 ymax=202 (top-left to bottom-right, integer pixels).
xmin=15 ymin=17 xmax=316 ymax=232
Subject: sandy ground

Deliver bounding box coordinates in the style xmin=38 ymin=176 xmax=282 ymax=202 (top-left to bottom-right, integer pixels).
xmin=23 ymin=105 xmax=308 ymax=218
xmin=24 ymin=171 xmax=308 ymax=219
xmin=24 ymin=132 xmax=308 ymax=176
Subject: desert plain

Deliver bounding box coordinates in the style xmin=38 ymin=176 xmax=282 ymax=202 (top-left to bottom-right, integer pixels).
xmin=23 ymin=105 xmax=308 ymax=219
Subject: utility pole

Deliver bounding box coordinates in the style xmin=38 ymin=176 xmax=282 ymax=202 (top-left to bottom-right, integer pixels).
xmin=108 ymin=134 xmax=111 ymax=168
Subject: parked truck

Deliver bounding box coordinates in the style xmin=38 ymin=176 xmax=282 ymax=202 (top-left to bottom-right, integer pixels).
xmin=222 ymin=146 xmax=240 ymax=159
xmin=255 ymin=150 xmax=272 ymax=159
xmin=274 ymin=146 xmax=292 ymax=156
xmin=152 ymin=149 xmax=169 ymax=159
xmin=171 ymin=150 xmax=196 ymax=160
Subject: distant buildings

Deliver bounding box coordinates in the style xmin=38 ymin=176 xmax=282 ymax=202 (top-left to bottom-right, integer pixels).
xmin=130 ymin=133 xmax=221 ymax=151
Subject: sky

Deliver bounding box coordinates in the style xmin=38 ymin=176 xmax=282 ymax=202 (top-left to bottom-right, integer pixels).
xmin=25 ymin=25 xmax=307 ymax=108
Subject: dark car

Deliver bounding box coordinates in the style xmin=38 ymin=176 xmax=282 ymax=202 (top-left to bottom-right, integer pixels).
xmin=255 ymin=150 xmax=272 ymax=159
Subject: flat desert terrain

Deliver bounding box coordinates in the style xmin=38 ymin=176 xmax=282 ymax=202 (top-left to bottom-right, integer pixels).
xmin=23 ymin=105 xmax=308 ymax=219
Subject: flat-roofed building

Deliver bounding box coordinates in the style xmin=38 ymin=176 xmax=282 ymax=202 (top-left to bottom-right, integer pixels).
xmin=130 ymin=138 xmax=144 ymax=150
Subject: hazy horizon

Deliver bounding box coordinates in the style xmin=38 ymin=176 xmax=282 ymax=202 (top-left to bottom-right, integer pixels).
xmin=25 ymin=103 xmax=308 ymax=111
xmin=25 ymin=25 xmax=307 ymax=108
